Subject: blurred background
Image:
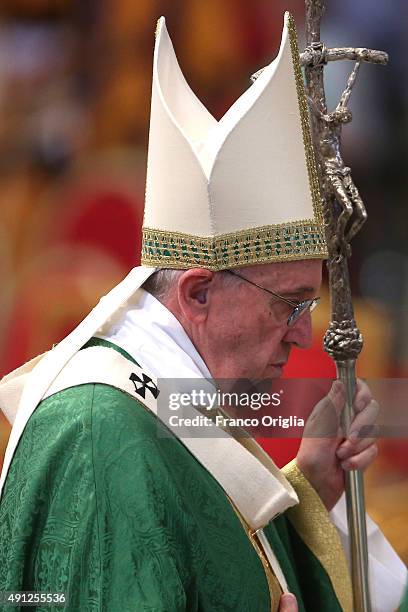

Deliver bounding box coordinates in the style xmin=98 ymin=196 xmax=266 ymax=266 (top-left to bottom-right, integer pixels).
xmin=0 ymin=0 xmax=407 ymax=562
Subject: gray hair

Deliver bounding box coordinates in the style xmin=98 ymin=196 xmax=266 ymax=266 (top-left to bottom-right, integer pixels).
xmin=142 ymin=269 xmax=184 ymax=301
xmin=142 ymin=267 xmax=249 ymax=301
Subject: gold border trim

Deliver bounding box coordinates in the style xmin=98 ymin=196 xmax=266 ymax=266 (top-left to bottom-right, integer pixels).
xmin=141 ymin=221 xmax=328 ymax=270
xmin=287 ymin=13 xmax=325 ymax=228
xmin=282 ymin=460 xmax=353 ymax=612
xmin=228 ymin=498 xmax=282 ymax=612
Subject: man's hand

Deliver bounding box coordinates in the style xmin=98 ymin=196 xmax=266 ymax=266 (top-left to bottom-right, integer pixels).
xmin=279 ymin=593 xmax=298 ymax=611
xmin=296 ymin=379 xmax=379 ymax=511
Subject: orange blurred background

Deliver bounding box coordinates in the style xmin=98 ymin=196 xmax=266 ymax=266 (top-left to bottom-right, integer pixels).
xmin=0 ymin=0 xmax=407 ymax=562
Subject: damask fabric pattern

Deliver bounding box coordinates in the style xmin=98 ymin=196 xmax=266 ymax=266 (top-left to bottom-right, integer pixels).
xmin=0 ymin=373 xmax=343 ymax=610
xmin=401 ymin=590 xmax=408 ymax=612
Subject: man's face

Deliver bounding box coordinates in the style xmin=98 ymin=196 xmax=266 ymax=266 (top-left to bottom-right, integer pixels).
xmin=203 ymin=259 xmax=322 ymax=380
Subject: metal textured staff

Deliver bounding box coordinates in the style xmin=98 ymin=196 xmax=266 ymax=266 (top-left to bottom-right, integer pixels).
xmin=302 ymin=2 xmax=388 ymax=610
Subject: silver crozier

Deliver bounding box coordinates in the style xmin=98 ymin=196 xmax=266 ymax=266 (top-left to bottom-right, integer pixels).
xmin=302 ymin=2 xmax=388 ymax=610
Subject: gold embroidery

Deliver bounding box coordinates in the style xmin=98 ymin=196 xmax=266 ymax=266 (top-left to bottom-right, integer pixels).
xmin=287 ymin=13 xmax=325 ymax=228
xmin=228 ymin=499 xmax=281 ymax=612
xmin=141 ymin=221 xmax=327 ymax=270
xmin=155 ymin=18 xmax=161 ymax=39
xmin=282 ymin=460 xmax=353 ymax=612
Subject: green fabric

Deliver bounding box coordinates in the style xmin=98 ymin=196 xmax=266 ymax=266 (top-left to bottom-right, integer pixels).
xmin=401 ymin=589 xmax=408 ymax=612
xmin=0 ymin=344 xmax=343 ymax=611
xmin=82 ymin=337 xmax=140 ymax=367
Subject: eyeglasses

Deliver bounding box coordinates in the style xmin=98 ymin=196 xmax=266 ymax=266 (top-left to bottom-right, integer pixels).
xmin=225 ymin=270 xmax=320 ymax=327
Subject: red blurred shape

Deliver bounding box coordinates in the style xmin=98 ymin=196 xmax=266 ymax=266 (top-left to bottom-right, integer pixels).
xmin=258 ymin=339 xmax=336 ymax=467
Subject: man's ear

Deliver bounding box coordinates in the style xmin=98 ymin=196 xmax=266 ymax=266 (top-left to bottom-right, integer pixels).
xmin=177 ymin=269 xmax=215 ymax=323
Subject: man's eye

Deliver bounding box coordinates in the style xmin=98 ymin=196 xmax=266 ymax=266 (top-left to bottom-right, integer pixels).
xmin=269 ymin=300 xmax=292 ymax=314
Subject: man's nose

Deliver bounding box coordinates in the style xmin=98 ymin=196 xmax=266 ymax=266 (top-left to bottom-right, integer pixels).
xmin=282 ymin=310 xmax=313 ymax=349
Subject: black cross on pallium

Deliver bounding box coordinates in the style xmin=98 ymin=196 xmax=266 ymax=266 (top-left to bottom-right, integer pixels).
xmin=129 ymin=372 xmax=160 ymax=399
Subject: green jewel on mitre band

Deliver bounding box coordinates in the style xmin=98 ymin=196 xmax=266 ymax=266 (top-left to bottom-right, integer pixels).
xmin=141 ymin=221 xmax=327 ymax=271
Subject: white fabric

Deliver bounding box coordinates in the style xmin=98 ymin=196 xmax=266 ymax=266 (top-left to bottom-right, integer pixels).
xmin=144 ymin=12 xmax=317 ymax=235
xmin=257 ymin=529 xmax=290 ymax=594
xmin=98 ymin=287 xmax=212 ymax=380
xmin=0 ymin=352 xmax=46 ymax=424
xmin=330 ymin=494 xmax=407 ymax=612
xmin=97 ymin=291 xmax=407 ymax=612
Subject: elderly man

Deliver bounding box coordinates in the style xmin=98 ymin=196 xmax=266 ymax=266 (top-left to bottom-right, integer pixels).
xmin=0 ymin=12 xmax=406 ymax=612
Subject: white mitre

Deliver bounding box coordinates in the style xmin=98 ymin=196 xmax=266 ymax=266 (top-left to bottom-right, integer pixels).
xmin=142 ymin=12 xmax=327 ymax=270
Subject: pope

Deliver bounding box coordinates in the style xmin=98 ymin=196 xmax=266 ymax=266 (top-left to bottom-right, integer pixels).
xmin=0 ymin=12 xmax=406 ymax=612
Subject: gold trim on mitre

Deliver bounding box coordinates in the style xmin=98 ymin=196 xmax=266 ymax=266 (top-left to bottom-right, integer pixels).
xmin=282 ymin=460 xmax=353 ymax=612
xmin=142 ymin=221 xmax=327 ymax=270
xmin=286 ymin=13 xmax=324 ymax=229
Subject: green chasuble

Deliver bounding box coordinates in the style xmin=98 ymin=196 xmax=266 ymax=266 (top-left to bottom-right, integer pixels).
xmin=0 ymin=341 xmax=350 ymax=611
xmin=401 ymin=589 xmax=408 ymax=612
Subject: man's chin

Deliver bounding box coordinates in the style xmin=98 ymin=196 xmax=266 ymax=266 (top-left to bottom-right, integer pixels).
xmin=264 ymin=364 xmax=285 ymax=378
